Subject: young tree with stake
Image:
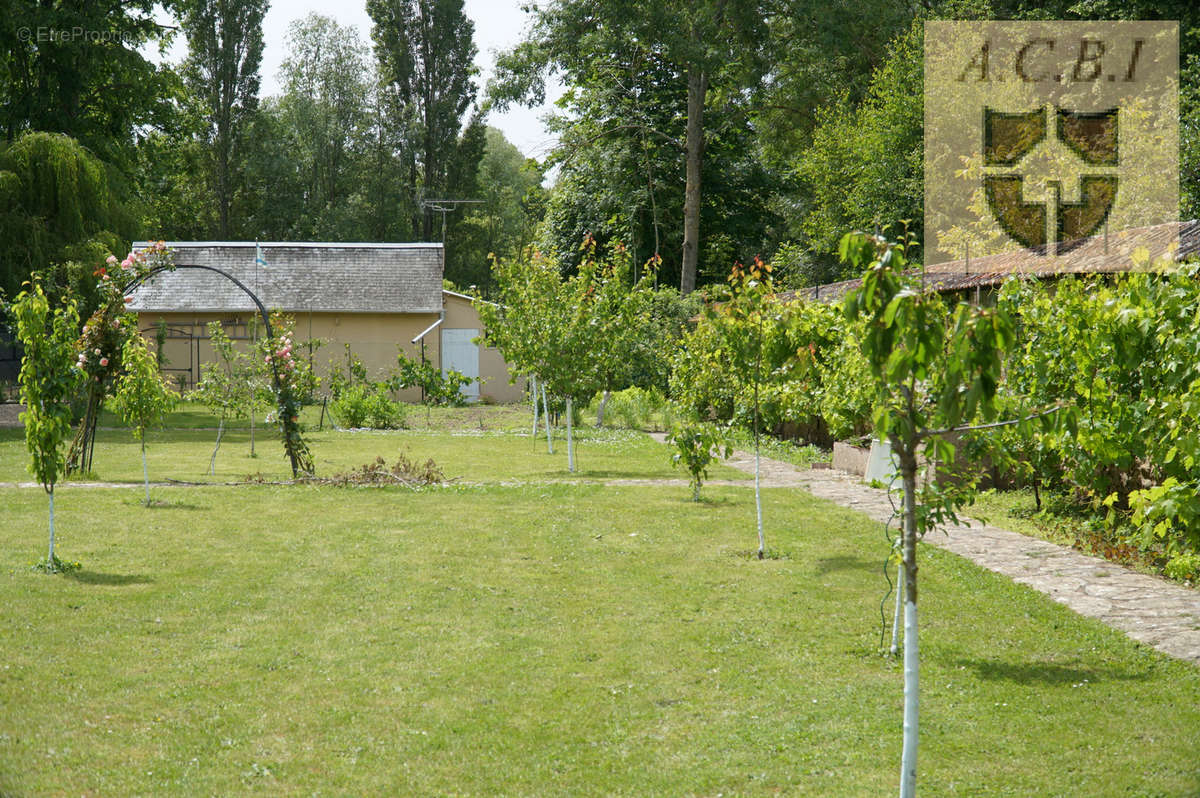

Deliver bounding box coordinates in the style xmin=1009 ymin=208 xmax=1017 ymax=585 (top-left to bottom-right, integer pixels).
xmin=841 ymin=231 xmax=1014 ymax=798
xmin=189 ymin=322 xmax=253 ymax=475
xmin=112 ymin=332 xmax=179 ymax=505
xmin=12 ymin=283 xmax=81 ymax=572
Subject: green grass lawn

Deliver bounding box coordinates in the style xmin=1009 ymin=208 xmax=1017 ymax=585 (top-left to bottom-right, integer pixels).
xmin=0 ymin=404 xmax=748 ymax=486
xmin=2 ymin=414 xmax=1199 ymax=795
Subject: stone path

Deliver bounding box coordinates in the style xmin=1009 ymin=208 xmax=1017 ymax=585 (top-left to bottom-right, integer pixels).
xmin=683 ymin=435 xmax=1200 ymax=667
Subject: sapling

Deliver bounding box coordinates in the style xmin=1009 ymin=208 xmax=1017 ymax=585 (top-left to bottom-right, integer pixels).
xmin=188 ymin=322 xmax=254 ymax=474
xmin=842 ymin=230 xmax=1015 ymax=798
xmin=12 ymin=284 xmax=81 ymax=571
xmin=666 ymin=420 xmax=732 ymax=501
xmin=112 ymin=333 xmax=179 ymax=505
xmin=719 ymin=258 xmax=774 ymax=557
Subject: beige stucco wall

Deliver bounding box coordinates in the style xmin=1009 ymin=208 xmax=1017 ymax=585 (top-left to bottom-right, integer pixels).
xmin=441 ymin=293 xmax=525 ymax=403
xmin=139 ymin=294 xmax=525 ymax=404
xmin=139 ymin=311 xmax=436 ymax=403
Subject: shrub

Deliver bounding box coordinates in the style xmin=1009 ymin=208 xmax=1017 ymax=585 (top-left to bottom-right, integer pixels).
xmin=330 ymin=384 xmax=407 ymax=429
xmin=596 ymin=386 xmax=669 ymax=431
xmin=391 ymin=351 xmax=474 ymax=406
xmin=666 ymin=419 xmax=732 ymax=501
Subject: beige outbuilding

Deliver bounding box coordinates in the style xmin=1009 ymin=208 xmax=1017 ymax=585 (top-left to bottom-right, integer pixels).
xmin=127 ymin=241 xmax=525 ymax=403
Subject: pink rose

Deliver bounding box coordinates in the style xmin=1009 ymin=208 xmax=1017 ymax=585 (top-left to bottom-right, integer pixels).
xmin=120 ymin=259 xmax=132 ymax=270
xmin=106 ymin=255 xmax=118 ymax=265
xmin=94 ymin=348 xmax=101 ymax=355
xmin=100 ymin=357 xmax=109 ymax=367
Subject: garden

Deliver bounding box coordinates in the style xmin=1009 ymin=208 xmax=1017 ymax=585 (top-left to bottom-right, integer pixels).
xmin=3 ymin=237 xmax=1200 ymax=796
xmin=3 ymin=406 xmax=1200 ymax=796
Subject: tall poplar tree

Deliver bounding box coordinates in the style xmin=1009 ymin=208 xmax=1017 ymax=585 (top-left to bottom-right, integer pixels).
xmin=178 ymin=0 xmax=269 ymax=238
xmin=367 ymin=0 xmax=478 ymax=239
xmin=490 ymin=0 xmax=766 ymax=293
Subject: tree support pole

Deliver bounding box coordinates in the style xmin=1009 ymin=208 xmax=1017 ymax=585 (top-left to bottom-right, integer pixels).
xmin=566 ymin=397 xmax=575 ymax=472
xmin=47 ymin=487 xmax=56 ymax=565
xmin=899 ymin=451 xmax=920 ymax=798
xmin=542 ymin=384 xmax=553 ymax=454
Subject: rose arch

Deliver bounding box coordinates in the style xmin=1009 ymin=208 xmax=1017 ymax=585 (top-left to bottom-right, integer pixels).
xmin=120 ymin=263 xmax=314 ymax=478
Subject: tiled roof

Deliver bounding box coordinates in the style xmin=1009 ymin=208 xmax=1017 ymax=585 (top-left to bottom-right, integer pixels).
xmin=784 ymin=220 xmax=1200 ymax=304
xmin=127 ymin=242 xmax=444 ymax=314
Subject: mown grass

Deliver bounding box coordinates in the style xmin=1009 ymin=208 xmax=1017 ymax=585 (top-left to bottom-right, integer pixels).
xmin=2 ymin=477 xmax=1199 ymax=796
xmin=0 ymin=404 xmax=747 ymax=486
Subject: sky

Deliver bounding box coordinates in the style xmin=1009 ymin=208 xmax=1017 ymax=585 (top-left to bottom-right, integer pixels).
xmin=151 ymin=0 xmax=563 ymax=160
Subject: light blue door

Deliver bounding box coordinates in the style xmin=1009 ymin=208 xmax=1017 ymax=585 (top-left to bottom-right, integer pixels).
xmin=441 ymin=328 xmax=479 ymax=399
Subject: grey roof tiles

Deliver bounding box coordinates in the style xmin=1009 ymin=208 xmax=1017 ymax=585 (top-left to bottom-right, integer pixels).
xmin=127 ymin=242 xmax=444 ymax=314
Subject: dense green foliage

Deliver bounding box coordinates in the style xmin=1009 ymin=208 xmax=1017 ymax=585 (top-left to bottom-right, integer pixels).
xmin=330 ymin=383 xmax=408 ymax=430
xmin=0 ymin=134 xmax=134 ymax=298
xmin=996 ymin=259 xmax=1200 ymax=577
xmin=392 ymin=351 xmax=474 ymax=407
xmin=670 ymin=282 xmax=872 ymax=445
xmin=177 ymin=0 xmax=269 ymax=238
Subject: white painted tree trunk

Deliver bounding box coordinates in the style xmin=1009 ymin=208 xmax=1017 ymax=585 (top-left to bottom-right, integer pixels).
xmin=899 ymin=456 xmax=919 ymax=798
xmin=566 ymin=397 xmax=575 ymax=472
xmin=531 ymin=376 xmax=539 ymax=437
xmin=47 ymin=486 xmax=56 ymax=565
xmin=890 ymin=561 xmax=904 ymax=657
xmin=141 ymin=437 xmax=150 ymax=506
xmin=209 ymin=417 xmax=225 ymax=475
xmin=753 ymin=362 xmax=765 ymax=559
xmin=542 ymin=385 xmax=553 ymax=454
xmin=249 ymin=408 xmax=256 ymax=457
xmin=754 ymin=444 xmax=764 ymax=558
xmin=595 ymin=389 xmax=610 ymax=428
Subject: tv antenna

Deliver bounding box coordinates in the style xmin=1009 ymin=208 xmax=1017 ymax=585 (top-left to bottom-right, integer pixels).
xmin=422 ymin=199 xmax=483 ymax=243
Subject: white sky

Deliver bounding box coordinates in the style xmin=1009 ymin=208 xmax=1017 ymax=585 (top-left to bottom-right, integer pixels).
xmin=151 ymin=0 xmax=563 ymax=160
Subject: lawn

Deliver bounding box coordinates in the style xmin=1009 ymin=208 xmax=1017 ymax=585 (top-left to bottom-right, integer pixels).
xmin=0 ymin=402 xmax=747 ymax=486
xmin=1 ymin=416 xmax=1199 ymax=795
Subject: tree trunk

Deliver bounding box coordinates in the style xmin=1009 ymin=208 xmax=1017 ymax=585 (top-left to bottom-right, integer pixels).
xmin=249 ymin=407 xmax=256 ymax=457
xmin=210 ymin=417 xmax=225 ymax=476
xmin=542 ymin=385 xmax=553 ymax=454
xmin=47 ymin=486 xmax=56 ymax=566
xmin=898 ymin=447 xmax=920 ymax=798
xmin=531 ymin=376 xmax=539 ymax=437
xmin=141 ymin=437 xmax=150 ymax=506
xmin=754 ymin=442 xmax=764 ymax=558
xmin=595 ymin=389 xmax=611 ymax=428
xmin=680 ymin=66 xmax=708 ymax=294
xmin=754 ymin=318 xmax=765 ymax=559
xmin=566 ymin=397 xmax=575 ymax=473
xmin=216 ymin=123 xmax=231 ymax=238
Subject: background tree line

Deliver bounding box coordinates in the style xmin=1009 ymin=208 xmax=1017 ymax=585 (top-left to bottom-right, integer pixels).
xmin=1 ymin=0 xmax=1198 ymax=303
xmin=0 ymin=0 xmax=543 ymax=299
